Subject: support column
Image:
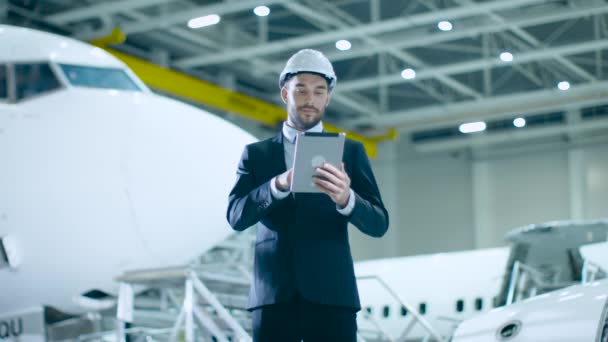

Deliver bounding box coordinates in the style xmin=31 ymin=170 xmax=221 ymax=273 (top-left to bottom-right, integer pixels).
xmin=377 ymin=140 xmax=400 ymax=256
xmin=567 ymin=109 xmax=586 ymax=220
xmin=568 ymin=149 xmax=585 ymax=220
xmin=472 ymin=158 xmax=494 ymax=248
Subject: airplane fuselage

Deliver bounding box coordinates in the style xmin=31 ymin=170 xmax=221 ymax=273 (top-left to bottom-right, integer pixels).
xmin=0 ymin=24 xmax=256 ymax=314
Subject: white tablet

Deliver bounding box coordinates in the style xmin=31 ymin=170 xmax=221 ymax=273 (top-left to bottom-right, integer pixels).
xmin=290 ymin=132 xmax=346 ymax=193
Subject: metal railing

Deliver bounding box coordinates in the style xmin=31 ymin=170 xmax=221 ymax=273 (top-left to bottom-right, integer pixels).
xmin=169 ymin=270 xmax=251 ymax=342
xmin=111 ymin=266 xmax=251 ymax=342
xmin=61 ymin=326 xmax=174 ymax=342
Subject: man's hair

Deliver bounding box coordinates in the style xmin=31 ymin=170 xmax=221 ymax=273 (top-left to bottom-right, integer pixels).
xmin=282 ymin=71 xmax=333 ymax=90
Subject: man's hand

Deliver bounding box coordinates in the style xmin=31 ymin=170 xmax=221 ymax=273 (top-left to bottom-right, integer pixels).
xmin=275 ymin=168 xmax=293 ymax=191
xmin=313 ymin=163 xmax=351 ymax=207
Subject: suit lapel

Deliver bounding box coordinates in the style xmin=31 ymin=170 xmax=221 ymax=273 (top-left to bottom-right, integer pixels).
xmin=266 ymin=132 xmax=287 ymax=179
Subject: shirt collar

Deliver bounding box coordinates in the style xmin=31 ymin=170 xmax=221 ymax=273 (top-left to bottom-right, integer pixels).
xmin=282 ymin=121 xmax=324 ymax=144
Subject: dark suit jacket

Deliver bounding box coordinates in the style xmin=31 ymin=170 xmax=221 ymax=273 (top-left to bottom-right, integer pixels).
xmin=226 ymin=131 xmax=389 ymax=311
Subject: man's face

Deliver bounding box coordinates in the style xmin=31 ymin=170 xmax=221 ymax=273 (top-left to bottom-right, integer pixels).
xmin=281 ymin=73 xmax=331 ymax=131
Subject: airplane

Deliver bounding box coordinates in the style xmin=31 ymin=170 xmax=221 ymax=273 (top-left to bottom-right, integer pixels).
xmin=451 ymin=277 xmax=608 ymax=342
xmin=450 ymin=241 xmax=608 ymax=342
xmin=353 ymin=220 xmax=608 ymax=341
xmin=0 ymin=22 xmax=256 ymax=330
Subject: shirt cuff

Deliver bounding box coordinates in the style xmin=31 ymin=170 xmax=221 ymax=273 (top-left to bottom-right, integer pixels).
xmin=270 ymin=176 xmax=291 ymax=200
xmin=336 ymin=189 xmax=355 ymax=216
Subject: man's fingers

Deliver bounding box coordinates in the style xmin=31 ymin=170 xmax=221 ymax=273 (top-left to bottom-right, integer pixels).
xmin=320 ymin=163 xmax=343 ymax=178
xmin=320 ymin=164 xmax=350 ymax=183
xmin=315 ymin=168 xmax=341 ymax=185
xmin=314 ymin=164 xmax=350 ymax=203
xmin=313 ymin=176 xmax=340 ymax=194
xmin=313 ymin=181 xmax=334 ymax=197
xmin=287 ymin=168 xmax=293 ymax=183
xmin=320 ymin=163 xmax=350 ymax=184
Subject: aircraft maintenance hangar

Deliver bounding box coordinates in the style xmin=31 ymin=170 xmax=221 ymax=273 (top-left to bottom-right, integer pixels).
xmin=1 ymin=0 xmax=608 ymax=341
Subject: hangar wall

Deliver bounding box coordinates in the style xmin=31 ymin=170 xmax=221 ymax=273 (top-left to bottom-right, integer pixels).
xmin=349 ymin=138 xmax=608 ymax=261
xmin=586 ymin=144 xmax=608 ymax=218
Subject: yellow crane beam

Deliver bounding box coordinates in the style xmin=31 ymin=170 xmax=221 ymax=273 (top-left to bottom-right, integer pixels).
xmin=92 ymin=29 xmax=397 ymax=157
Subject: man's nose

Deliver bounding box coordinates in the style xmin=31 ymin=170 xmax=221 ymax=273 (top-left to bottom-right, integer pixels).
xmin=304 ymin=93 xmax=314 ymax=105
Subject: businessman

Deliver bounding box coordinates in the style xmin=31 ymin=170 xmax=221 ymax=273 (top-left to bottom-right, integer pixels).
xmin=227 ymin=49 xmax=389 ymax=341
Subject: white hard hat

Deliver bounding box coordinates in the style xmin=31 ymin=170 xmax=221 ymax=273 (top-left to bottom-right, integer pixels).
xmin=279 ymin=49 xmax=337 ymax=90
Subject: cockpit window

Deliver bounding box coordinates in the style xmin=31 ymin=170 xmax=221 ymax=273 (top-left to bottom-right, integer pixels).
xmin=59 ymin=64 xmax=141 ymax=91
xmin=15 ymin=63 xmax=61 ymax=101
xmin=0 ymin=65 xmax=7 ymax=100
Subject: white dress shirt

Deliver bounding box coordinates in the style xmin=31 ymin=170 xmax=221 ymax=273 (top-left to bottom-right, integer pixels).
xmin=270 ymin=121 xmax=355 ymax=215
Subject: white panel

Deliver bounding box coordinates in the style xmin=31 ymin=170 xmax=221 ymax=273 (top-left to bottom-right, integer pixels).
xmin=482 ymin=150 xmax=571 ymax=247
xmin=585 ymin=144 xmax=608 ymax=218
xmin=396 ymin=152 xmax=475 ymax=256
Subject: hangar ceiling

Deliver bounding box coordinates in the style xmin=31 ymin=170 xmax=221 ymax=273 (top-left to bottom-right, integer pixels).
xmin=4 ymin=0 xmax=608 ymax=142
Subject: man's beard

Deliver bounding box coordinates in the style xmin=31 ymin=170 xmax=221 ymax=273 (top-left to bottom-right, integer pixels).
xmin=291 ymin=106 xmax=323 ymax=130
xmin=296 ymin=116 xmax=321 ymax=130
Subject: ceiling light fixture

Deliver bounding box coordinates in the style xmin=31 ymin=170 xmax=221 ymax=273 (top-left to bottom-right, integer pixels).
xmin=558 ymin=81 xmax=570 ymax=90
xmin=401 ymin=68 xmax=416 ymax=80
xmin=438 ymin=21 xmax=453 ymax=31
xmin=188 ymin=14 xmax=221 ymax=29
xmin=459 ymin=121 xmax=486 ymax=134
xmin=500 ymin=52 xmax=513 ymax=62
xmin=513 ymin=117 xmax=526 ymax=128
xmin=254 ymin=6 xmax=270 ymax=17
xmin=335 ymin=39 xmax=352 ymax=51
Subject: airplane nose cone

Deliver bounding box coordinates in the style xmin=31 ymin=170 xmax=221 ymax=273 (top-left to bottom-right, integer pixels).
xmin=0 ymin=87 xmax=256 ymax=312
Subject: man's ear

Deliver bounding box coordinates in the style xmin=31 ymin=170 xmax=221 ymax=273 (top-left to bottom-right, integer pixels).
xmin=281 ymin=86 xmax=288 ymax=104
xmin=325 ymin=92 xmax=332 ymax=107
